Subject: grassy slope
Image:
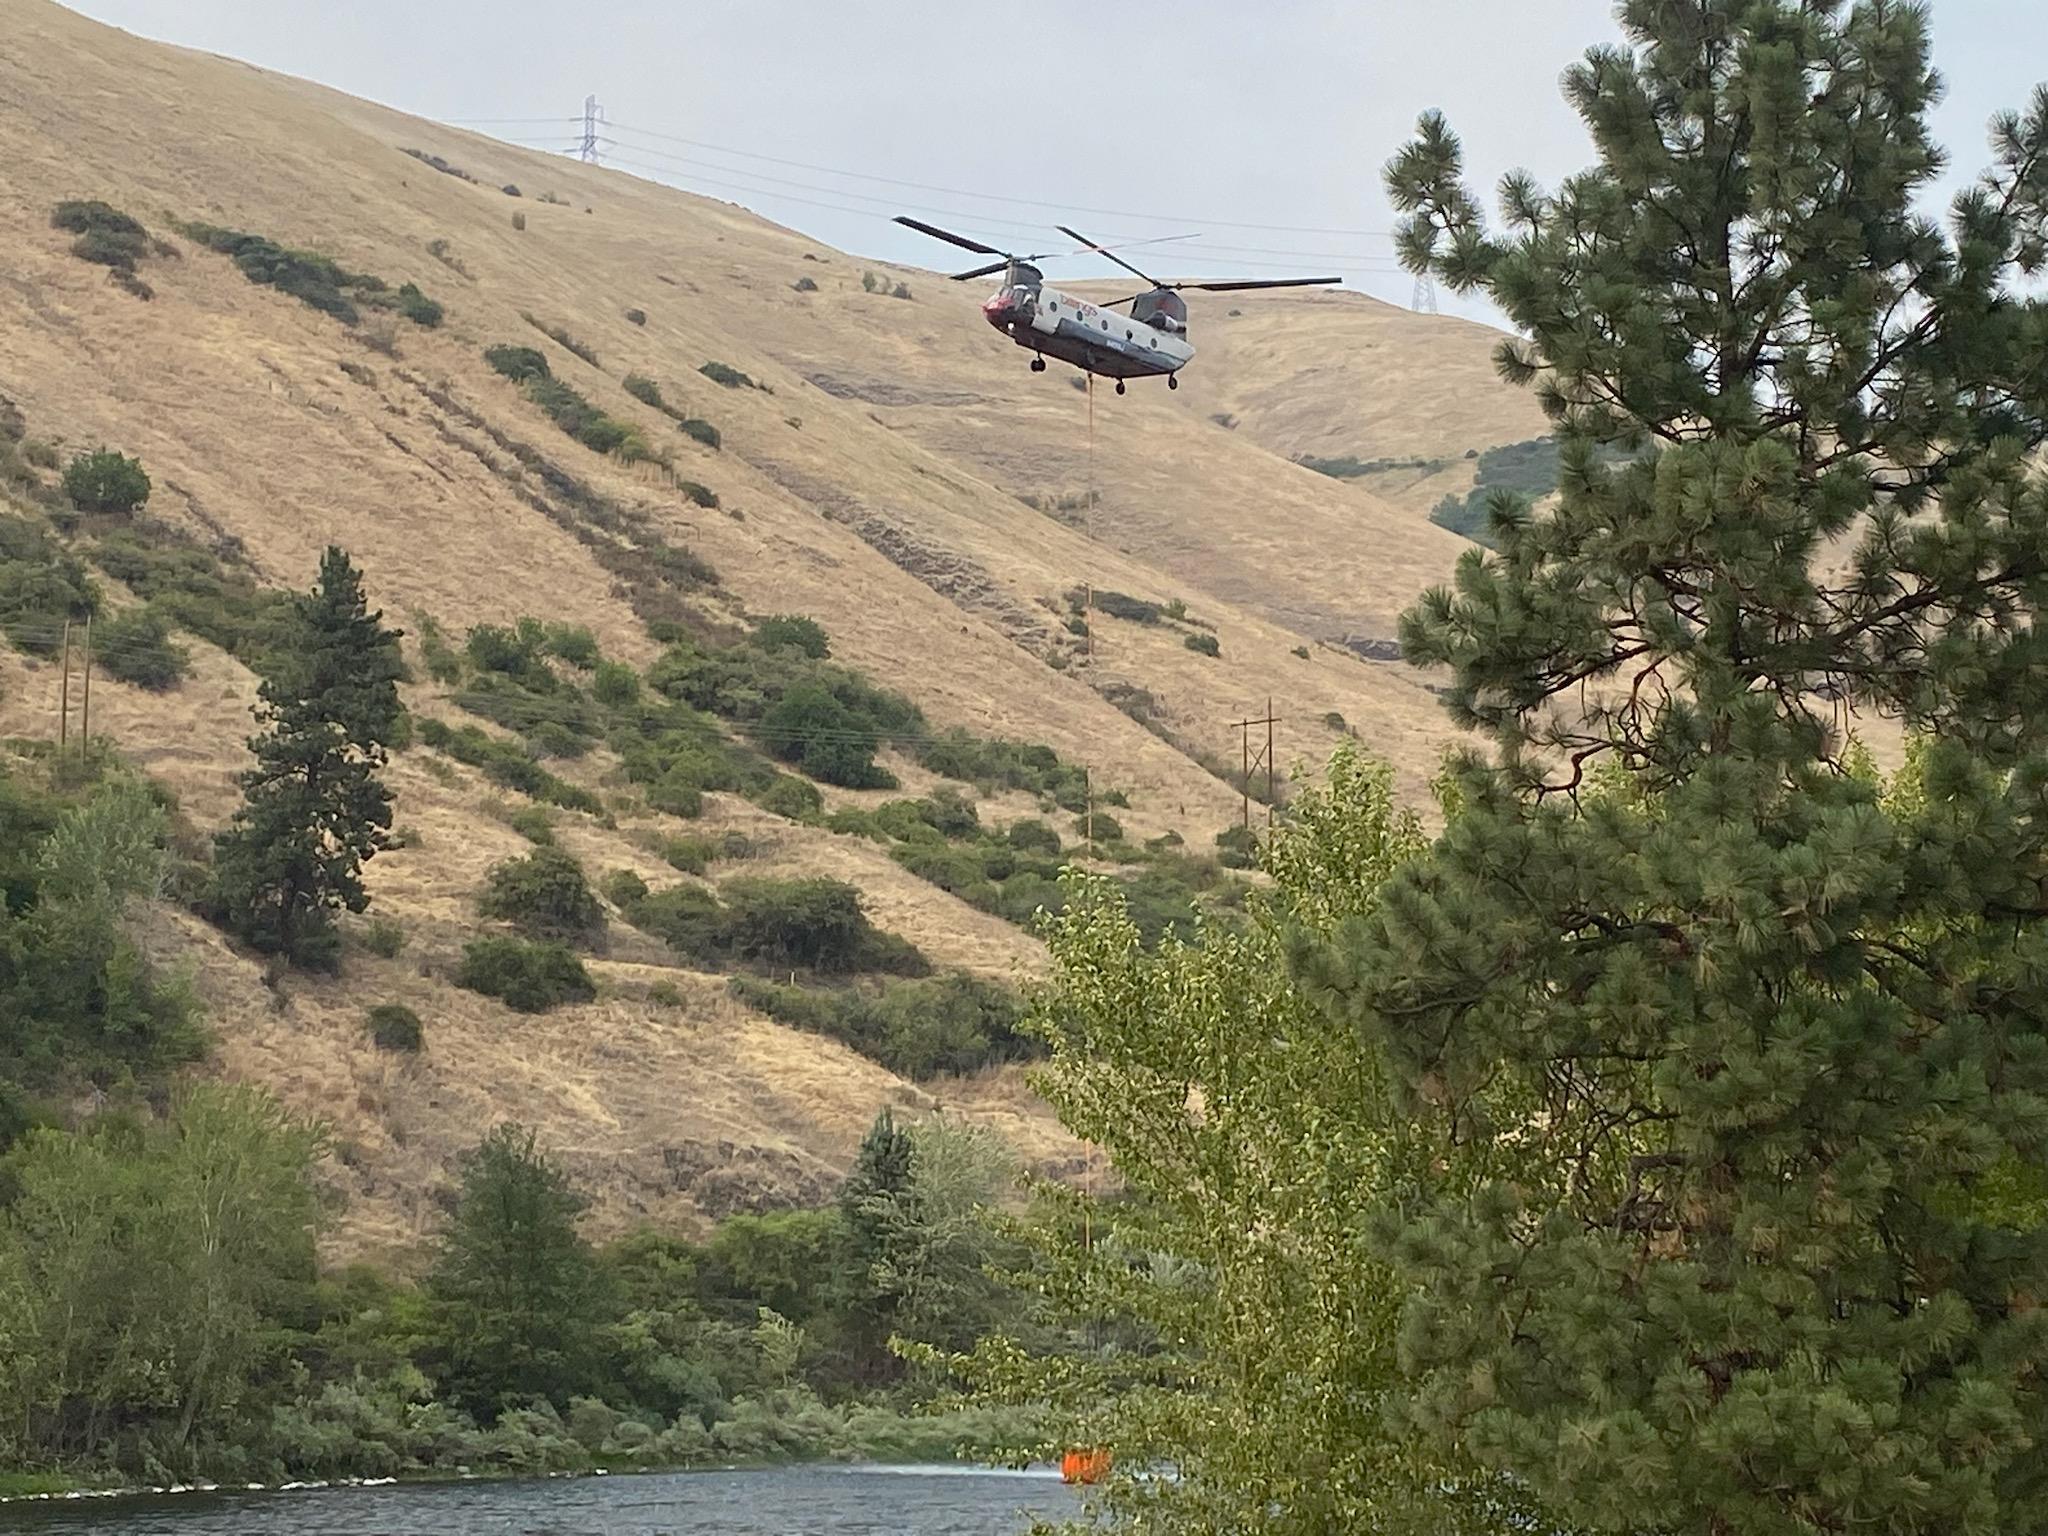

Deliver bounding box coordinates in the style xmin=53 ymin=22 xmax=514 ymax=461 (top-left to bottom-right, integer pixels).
xmin=0 ymin=0 xmax=1538 ymax=1258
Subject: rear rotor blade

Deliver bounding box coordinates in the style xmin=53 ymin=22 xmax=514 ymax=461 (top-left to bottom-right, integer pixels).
xmin=894 ymin=215 xmax=1003 ymax=257
xmin=1178 ymin=276 xmax=1343 ymax=292
xmin=1056 ymin=223 xmax=1160 ymax=287
xmin=950 ymin=259 xmax=1011 ymax=282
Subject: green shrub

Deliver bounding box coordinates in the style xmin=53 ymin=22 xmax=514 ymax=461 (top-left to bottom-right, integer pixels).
xmin=63 ymin=449 xmax=150 ymax=514
xmin=1215 ymin=824 xmax=1258 ymax=870
xmin=623 ymin=374 xmax=666 ymax=410
xmin=602 ymin=868 xmax=649 ymax=908
xmin=750 ymin=615 xmax=830 ymax=659
xmin=366 ymin=1003 xmax=423 ymax=1052
xmin=525 ymin=375 xmax=655 ymax=461
xmin=618 ymin=882 xmax=725 ymax=959
xmin=477 ymin=846 xmax=605 ymax=942
xmin=731 ymin=972 xmax=1031 ymax=1079
xmin=659 ymin=836 xmax=715 ymax=875
xmin=754 ymin=774 xmax=823 ymax=822
xmin=1322 ymin=710 xmax=1348 ymax=731
xmin=86 ymin=528 xmax=288 ymax=666
xmin=360 ymin=916 xmax=408 ymax=957
xmin=1006 ymin=818 xmax=1061 ymax=856
xmin=416 ymin=614 xmax=463 ymax=683
xmin=1090 ymin=589 xmax=1163 ymax=625
xmin=719 ymin=877 xmax=927 ymax=976
xmin=592 ymin=659 xmax=641 ymax=706
xmin=92 ymin=606 xmax=187 ymax=690
xmin=543 ymin=623 xmax=600 ymax=669
xmin=699 ymin=361 xmax=756 ymax=389
xmin=1184 ymin=631 xmax=1221 ymax=657
xmin=176 ymin=222 xmax=375 ymax=324
xmin=758 ymin=682 xmax=891 ymax=789
xmin=0 ymin=517 xmax=97 ymax=655
xmin=456 ymin=936 xmax=596 ymax=1013
xmin=396 ymin=282 xmax=443 ymax=328
xmin=678 ymin=419 xmax=721 ymax=450
xmin=792 ymin=277 xmax=818 ymax=293
xmin=465 ymin=621 xmax=547 ymax=678
xmin=890 ymin=282 xmax=912 ymax=300
xmin=624 ymin=308 xmax=647 ymax=327
xmin=648 ymin=980 xmax=683 ymax=1007
xmin=508 ymin=805 xmax=555 ymax=845
xmin=523 ymin=314 xmax=600 ymax=367
xmin=1291 ymin=644 xmax=1311 ymax=659
xmin=646 ymin=775 xmax=705 ymax=818
xmin=53 ymin=201 xmax=148 ymax=270
xmin=1076 ymin=812 xmax=1124 ymax=843
xmin=485 ymin=344 xmax=551 ymax=384
xmin=678 ymin=480 xmax=719 ymax=509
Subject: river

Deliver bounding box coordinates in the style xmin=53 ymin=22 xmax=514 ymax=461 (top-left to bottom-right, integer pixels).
xmin=0 ymin=1465 xmax=1084 ymax=1535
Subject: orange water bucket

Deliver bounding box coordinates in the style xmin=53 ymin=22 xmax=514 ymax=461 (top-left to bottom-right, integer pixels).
xmin=1061 ymin=1448 xmax=1111 ymax=1485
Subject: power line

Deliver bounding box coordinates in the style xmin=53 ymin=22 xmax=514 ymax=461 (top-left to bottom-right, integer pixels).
xmin=597 ymin=118 xmax=1399 ymax=238
xmin=586 ymin=149 xmax=1407 ymax=279
xmin=578 ymin=95 xmax=605 ymax=165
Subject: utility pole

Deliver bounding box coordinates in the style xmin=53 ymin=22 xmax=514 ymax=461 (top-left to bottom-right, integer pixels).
xmin=1411 ymin=273 xmax=1440 ymax=315
xmin=79 ymin=612 xmax=93 ymax=760
xmin=57 ymin=620 xmax=71 ymax=754
xmin=579 ymin=94 xmax=604 ymax=164
xmin=1234 ymin=700 xmax=1280 ymax=831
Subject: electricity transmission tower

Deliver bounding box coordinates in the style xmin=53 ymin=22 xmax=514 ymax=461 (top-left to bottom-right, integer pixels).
xmin=1411 ymin=273 xmax=1440 ymax=314
xmin=579 ymin=95 xmax=605 ymax=163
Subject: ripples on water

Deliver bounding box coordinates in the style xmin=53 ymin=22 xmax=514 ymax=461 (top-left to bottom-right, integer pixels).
xmin=0 ymin=1464 xmax=1081 ymax=1536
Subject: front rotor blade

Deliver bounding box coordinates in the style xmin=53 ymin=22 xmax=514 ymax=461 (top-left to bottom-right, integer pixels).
xmin=950 ymin=259 xmax=1011 ymax=281
xmin=1180 ymin=276 xmax=1344 ymax=292
xmin=1056 ymin=223 xmax=1160 ymax=286
xmin=894 ymin=215 xmax=1003 ymax=257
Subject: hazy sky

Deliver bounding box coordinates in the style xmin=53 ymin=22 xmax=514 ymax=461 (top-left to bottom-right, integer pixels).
xmin=65 ymin=1 xmax=2048 ymax=321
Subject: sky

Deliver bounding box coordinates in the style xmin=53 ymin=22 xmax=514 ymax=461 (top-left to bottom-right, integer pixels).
xmin=63 ymin=0 xmax=2048 ymax=323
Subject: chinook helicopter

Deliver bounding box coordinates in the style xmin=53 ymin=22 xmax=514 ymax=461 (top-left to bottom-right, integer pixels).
xmin=894 ymin=215 xmax=1341 ymax=393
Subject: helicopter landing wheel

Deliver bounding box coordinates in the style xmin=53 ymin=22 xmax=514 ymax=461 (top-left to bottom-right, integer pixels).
xmin=1115 ymin=379 xmax=1127 ymax=396
xmin=1167 ymin=374 xmax=1179 ymax=390
xmin=1029 ymin=357 xmax=1046 ymax=373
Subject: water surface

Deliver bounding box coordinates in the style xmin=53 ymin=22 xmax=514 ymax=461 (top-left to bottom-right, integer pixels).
xmin=0 ymin=1464 xmax=1082 ymax=1535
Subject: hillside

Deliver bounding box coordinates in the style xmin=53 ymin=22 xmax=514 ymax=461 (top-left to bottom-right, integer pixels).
xmin=0 ymin=0 xmax=1540 ymax=1261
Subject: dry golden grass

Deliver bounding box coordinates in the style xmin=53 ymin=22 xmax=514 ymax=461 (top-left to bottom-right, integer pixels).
xmin=0 ymin=0 xmax=1538 ymax=1249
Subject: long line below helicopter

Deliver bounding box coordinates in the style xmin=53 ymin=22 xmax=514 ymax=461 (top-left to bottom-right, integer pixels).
xmin=894 ymin=215 xmax=1341 ymax=394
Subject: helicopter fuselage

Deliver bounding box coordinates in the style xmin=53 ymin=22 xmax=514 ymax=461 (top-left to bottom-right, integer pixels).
xmin=983 ymin=282 xmax=1192 ymax=381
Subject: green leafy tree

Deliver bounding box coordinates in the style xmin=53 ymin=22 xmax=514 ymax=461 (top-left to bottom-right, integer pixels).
xmin=477 ymin=846 xmax=605 ymax=944
xmin=917 ymin=746 xmax=1523 ymax=1534
xmin=758 ymin=681 xmax=888 ymax=788
xmin=61 ymin=449 xmax=149 ymax=514
xmin=427 ymin=1123 xmax=607 ymax=1416
xmin=211 ymin=548 xmax=403 ymax=968
xmin=1316 ymin=7 xmax=2048 ymax=1533
xmin=0 ymin=1086 xmax=320 ymax=1470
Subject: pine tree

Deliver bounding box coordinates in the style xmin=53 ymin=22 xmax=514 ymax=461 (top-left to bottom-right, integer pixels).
xmin=838 ymin=1108 xmax=915 ymax=1379
xmin=1308 ymin=6 xmax=2048 ymax=1533
xmin=211 ymin=547 xmax=403 ymax=969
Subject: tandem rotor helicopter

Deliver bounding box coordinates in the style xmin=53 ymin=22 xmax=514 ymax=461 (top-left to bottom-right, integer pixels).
xmin=894 ymin=215 xmax=1342 ymax=394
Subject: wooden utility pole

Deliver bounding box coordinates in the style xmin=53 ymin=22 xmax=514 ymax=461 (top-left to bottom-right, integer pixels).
xmin=79 ymin=612 xmax=93 ymax=760
xmin=1234 ymin=701 xmax=1281 ymax=830
xmin=57 ymin=620 xmax=72 ymax=753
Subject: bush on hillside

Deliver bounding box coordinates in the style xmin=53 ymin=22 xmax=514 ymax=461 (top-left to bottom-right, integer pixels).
xmin=623 ymin=374 xmax=667 ymax=410
xmin=52 ymin=200 xmax=148 ymax=270
xmin=750 ymin=615 xmax=830 ymax=659
xmin=366 ymin=1003 xmax=423 ymax=1053
xmin=92 ymin=606 xmax=188 ymax=690
xmin=792 ymin=277 xmax=818 ymax=293
xmin=359 ymin=916 xmax=408 ymax=958
xmin=456 ymin=936 xmax=596 ymax=1013
xmin=757 ymin=683 xmax=893 ymax=789
xmin=477 ymin=847 xmax=605 ymax=943
xmin=63 ymin=449 xmax=150 ymax=514
xmin=524 ymin=314 xmax=600 ymax=367
xmin=508 ymin=805 xmax=555 ymax=845
xmin=624 ymin=308 xmax=647 ymax=326
xmin=592 ymin=660 xmax=640 ymax=707
xmin=699 ymin=361 xmax=756 ymax=390
xmin=678 ymin=419 xmax=721 ymax=450
xmin=485 ymin=345 xmax=551 ymax=384
xmin=396 ymin=282 xmax=443 ymax=328
xmin=752 ymin=774 xmax=822 ymax=821
xmin=1006 ymin=818 xmax=1061 ymax=856
xmin=719 ymin=877 xmax=927 ymax=976
xmin=1183 ymin=632 xmax=1221 ymax=657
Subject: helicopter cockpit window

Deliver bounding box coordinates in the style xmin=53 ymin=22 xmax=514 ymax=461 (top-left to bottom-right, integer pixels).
xmin=1134 ymin=290 xmax=1188 ymax=335
xmin=1005 ymin=262 xmax=1044 ymax=297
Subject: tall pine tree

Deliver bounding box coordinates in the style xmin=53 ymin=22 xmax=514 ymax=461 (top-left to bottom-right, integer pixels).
xmin=212 ymin=547 xmax=402 ymax=969
xmin=1307 ymin=5 xmax=2048 ymax=1533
